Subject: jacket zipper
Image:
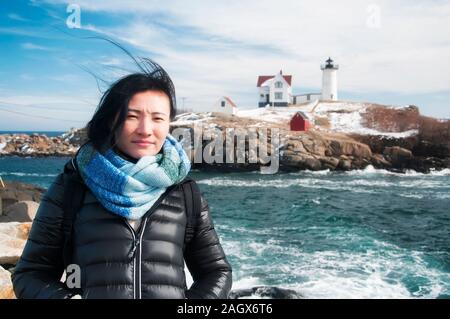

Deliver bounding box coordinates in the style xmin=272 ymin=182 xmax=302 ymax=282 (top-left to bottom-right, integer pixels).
xmin=126 ymin=217 xmax=149 ymax=299
xmin=124 ymin=185 xmax=177 ymax=299
xmin=124 ymin=220 xmax=137 ymax=299
xmin=138 ymin=218 xmax=148 ymax=299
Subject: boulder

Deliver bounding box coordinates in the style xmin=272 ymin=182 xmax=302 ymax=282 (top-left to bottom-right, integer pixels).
xmin=0 ymin=222 xmax=31 ymax=264
xmin=383 ymin=146 xmax=413 ymax=166
xmin=0 ymin=265 xmax=15 ymax=299
xmin=304 ymin=157 xmax=323 ymax=170
xmin=371 ymin=154 xmax=392 ymax=168
xmin=1 ymin=201 xmax=39 ymax=222
xmin=287 ymin=140 xmax=307 ymax=154
xmin=338 ymin=159 xmax=352 ymax=170
xmin=319 ymin=156 xmax=340 ymax=169
xmin=351 ymin=158 xmax=372 ymax=169
xmin=0 ymin=181 xmax=44 ymax=213
xmin=280 ymin=153 xmax=321 ymax=170
xmin=329 ymin=139 xmax=372 ymax=158
xmin=302 ymin=139 xmax=327 ymax=156
xmin=282 ymin=154 xmax=306 ymax=168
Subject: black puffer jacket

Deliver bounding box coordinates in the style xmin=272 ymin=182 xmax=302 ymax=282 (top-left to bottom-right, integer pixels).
xmin=12 ymin=162 xmax=232 ymax=299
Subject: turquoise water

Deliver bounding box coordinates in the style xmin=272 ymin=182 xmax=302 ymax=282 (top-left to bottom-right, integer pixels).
xmin=1 ymin=156 xmax=449 ymax=298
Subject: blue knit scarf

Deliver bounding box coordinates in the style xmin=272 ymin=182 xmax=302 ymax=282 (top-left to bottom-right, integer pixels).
xmin=75 ymin=134 xmax=191 ymax=220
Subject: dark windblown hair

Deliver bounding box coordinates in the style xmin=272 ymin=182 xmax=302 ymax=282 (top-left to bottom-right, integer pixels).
xmin=86 ymin=45 xmax=177 ymax=152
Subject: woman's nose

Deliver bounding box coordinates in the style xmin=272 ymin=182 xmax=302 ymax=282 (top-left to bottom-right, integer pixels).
xmin=136 ymin=118 xmax=153 ymax=135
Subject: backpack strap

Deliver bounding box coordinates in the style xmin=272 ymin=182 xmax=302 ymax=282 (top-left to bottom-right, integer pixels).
xmin=181 ymin=177 xmax=202 ymax=250
xmin=62 ymin=159 xmax=86 ymax=268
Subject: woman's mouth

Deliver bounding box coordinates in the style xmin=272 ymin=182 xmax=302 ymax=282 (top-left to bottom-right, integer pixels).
xmin=132 ymin=140 xmax=155 ymax=147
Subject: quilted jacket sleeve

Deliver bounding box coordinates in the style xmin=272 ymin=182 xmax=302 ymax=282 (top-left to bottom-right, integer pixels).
xmin=184 ymin=194 xmax=233 ymax=299
xmin=12 ymin=173 xmax=74 ymax=299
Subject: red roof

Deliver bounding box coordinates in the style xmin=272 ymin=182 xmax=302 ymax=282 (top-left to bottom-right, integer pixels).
xmin=223 ymin=96 xmax=237 ymax=108
xmin=292 ymin=111 xmax=310 ymax=120
xmin=257 ymin=75 xmax=292 ymax=87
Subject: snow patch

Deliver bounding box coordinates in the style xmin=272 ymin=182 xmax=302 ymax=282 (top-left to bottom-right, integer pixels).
xmin=236 ymin=104 xmax=315 ymax=125
xmin=314 ymin=103 xmax=418 ymax=137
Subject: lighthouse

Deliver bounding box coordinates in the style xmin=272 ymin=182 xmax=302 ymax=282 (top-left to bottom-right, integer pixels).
xmin=321 ymin=57 xmax=339 ymax=101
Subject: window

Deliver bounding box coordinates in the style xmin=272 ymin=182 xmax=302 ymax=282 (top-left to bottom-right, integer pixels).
xmin=275 ymin=81 xmax=283 ymax=88
xmin=221 ymin=101 xmax=225 ymax=107
xmin=275 ymin=92 xmax=283 ymax=100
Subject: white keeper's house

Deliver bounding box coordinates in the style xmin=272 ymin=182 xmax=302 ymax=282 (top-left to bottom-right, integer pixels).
xmin=257 ymin=70 xmax=292 ymax=107
xmin=256 ymin=57 xmax=339 ymax=107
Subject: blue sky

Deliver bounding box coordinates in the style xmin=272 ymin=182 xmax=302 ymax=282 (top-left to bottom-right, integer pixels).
xmin=0 ymin=0 xmax=449 ymax=131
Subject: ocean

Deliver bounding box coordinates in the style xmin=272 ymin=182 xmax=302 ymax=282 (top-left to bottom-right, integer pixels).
xmin=1 ymin=156 xmax=449 ymax=298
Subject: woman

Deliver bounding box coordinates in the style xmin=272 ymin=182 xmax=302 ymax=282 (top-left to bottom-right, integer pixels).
xmin=12 ymin=60 xmax=232 ymax=299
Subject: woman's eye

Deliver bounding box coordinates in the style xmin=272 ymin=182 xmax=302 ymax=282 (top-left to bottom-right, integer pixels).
xmin=127 ymin=115 xmax=138 ymax=119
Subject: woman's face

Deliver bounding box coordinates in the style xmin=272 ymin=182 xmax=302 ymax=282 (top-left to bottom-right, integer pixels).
xmin=115 ymin=90 xmax=171 ymax=159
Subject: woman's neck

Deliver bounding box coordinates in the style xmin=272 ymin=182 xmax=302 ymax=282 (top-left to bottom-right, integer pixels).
xmin=113 ymin=146 xmax=139 ymax=163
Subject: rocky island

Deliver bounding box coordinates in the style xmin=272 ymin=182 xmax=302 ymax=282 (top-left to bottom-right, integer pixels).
xmin=1 ymin=101 xmax=449 ymax=173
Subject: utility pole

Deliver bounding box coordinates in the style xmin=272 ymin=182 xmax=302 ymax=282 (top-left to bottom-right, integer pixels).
xmin=181 ymin=97 xmax=187 ymax=114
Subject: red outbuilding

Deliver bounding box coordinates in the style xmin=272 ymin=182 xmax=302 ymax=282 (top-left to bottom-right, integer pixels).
xmin=290 ymin=111 xmax=311 ymax=131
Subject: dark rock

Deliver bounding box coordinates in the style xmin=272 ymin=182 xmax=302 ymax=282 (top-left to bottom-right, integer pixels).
xmin=1 ymin=201 xmax=39 ymax=222
xmin=370 ymin=153 xmax=392 ymax=168
xmin=413 ymin=140 xmax=449 ymax=158
xmin=338 ymin=159 xmax=352 ymax=170
xmin=383 ymin=146 xmax=413 ymax=168
xmin=350 ymin=134 xmax=418 ymax=154
xmin=304 ymin=157 xmax=322 ymax=170
xmin=319 ymin=156 xmax=339 ymax=169
xmin=229 ymin=286 xmax=303 ymax=299
xmin=0 ymin=181 xmax=44 ymax=213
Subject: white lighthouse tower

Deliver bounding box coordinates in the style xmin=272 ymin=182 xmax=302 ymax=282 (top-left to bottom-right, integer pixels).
xmin=321 ymin=57 xmax=339 ymax=101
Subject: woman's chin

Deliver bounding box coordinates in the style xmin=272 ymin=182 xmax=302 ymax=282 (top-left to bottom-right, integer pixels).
xmin=131 ymin=148 xmax=158 ymax=158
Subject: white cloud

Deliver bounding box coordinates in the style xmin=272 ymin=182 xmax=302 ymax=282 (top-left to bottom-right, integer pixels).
xmin=100 ymin=57 xmax=123 ymax=66
xmin=42 ymin=0 xmax=450 ymax=110
xmin=8 ymin=13 xmax=29 ymax=22
xmin=21 ymin=42 xmax=54 ymax=51
xmin=0 ymin=27 xmax=48 ymax=38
